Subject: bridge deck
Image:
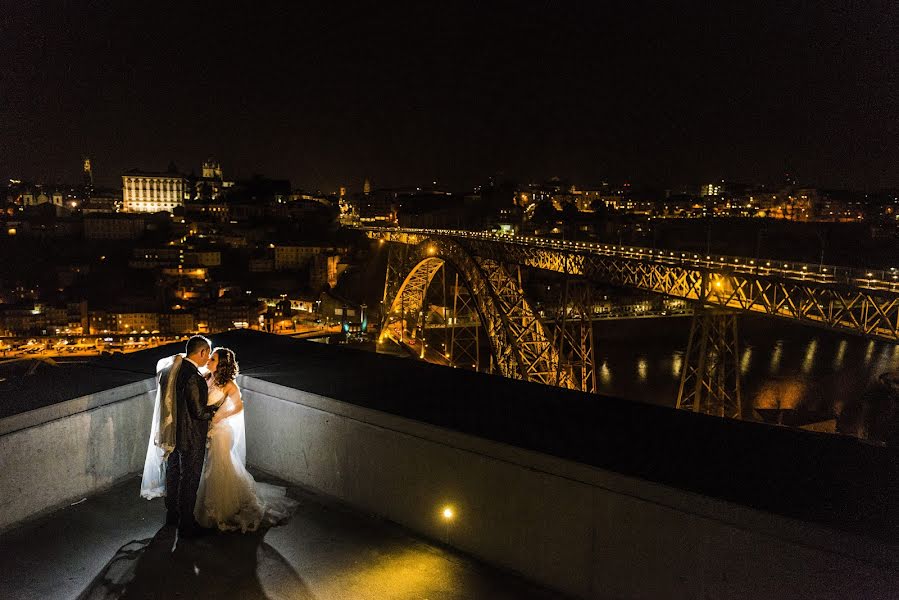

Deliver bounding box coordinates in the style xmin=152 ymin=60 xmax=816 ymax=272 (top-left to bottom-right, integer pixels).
xmin=369 ymin=227 xmax=899 ymax=341
xmin=381 ymin=227 xmax=899 ymax=291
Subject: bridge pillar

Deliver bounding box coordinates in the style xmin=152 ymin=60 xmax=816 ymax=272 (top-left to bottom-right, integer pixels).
xmin=449 ymin=272 xmax=482 ymax=372
xmin=676 ymin=307 xmax=743 ymax=418
xmin=553 ymin=280 xmax=597 ymax=393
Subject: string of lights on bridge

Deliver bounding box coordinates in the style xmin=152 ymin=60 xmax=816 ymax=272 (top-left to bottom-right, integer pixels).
xmin=375 ymin=228 xmax=899 ymax=292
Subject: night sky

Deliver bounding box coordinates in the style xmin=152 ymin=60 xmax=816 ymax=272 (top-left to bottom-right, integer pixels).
xmin=1 ymin=1 xmax=897 ymax=192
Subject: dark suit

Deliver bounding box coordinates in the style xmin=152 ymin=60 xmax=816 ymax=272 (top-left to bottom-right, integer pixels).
xmin=162 ymin=358 xmax=216 ymax=534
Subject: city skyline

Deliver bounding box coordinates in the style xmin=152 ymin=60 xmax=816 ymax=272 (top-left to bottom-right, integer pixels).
xmin=1 ymin=3 xmax=897 ymax=192
xmin=2 ymin=4 xmax=899 ymax=597
xmin=5 ymin=153 xmax=899 ymax=198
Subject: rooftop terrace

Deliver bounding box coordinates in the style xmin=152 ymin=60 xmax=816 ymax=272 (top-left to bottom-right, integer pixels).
xmin=0 ymin=473 xmax=561 ymax=600
xmin=1 ymin=330 xmax=897 ymax=599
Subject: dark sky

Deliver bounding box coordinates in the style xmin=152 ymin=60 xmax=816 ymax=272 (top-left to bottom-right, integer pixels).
xmin=1 ymin=1 xmax=897 ymax=192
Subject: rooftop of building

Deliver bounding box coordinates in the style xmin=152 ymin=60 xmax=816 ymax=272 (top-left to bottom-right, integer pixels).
xmin=0 ymin=472 xmax=562 ymax=600
xmin=3 ymin=329 xmax=898 ymax=598
xmin=3 ymin=329 xmax=897 ymax=543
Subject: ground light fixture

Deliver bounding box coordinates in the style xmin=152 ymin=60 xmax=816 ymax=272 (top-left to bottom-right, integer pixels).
xmin=440 ymin=505 xmax=455 ymax=544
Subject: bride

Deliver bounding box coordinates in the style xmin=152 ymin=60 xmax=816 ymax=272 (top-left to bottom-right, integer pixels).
xmin=194 ymin=347 xmax=296 ymax=532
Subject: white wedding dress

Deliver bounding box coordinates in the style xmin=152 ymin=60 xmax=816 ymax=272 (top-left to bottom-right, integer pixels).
xmin=194 ymin=380 xmax=296 ymax=532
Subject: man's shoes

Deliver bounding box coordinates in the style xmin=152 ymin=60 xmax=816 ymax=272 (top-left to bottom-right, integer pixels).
xmin=165 ymin=510 xmax=179 ymax=526
xmin=194 ymin=526 xmax=216 ymax=538
xmin=179 ymin=525 xmax=215 ymax=539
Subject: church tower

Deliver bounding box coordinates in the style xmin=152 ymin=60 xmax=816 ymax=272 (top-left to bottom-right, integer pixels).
xmin=202 ymin=157 xmax=223 ymax=180
xmin=82 ymin=157 xmax=93 ymax=197
xmin=82 ymin=157 xmax=93 ymax=185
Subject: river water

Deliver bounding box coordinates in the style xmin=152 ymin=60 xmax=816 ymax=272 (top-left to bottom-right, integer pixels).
xmin=592 ymin=314 xmax=899 ymax=439
xmin=414 ymin=310 xmax=899 ymax=440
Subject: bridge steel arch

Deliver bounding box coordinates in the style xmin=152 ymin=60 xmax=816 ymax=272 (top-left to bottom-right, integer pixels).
xmin=372 ymin=228 xmax=899 ymax=343
xmin=380 ymin=237 xmax=574 ymax=388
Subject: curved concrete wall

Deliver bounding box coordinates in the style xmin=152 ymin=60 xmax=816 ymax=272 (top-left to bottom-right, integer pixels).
xmin=241 ymin=375 xmax=899 ymax=600
xmin=0 ymin=379 xmax=155 ymax=532
xmin=1 ymin=370 xmax=897 ymax=599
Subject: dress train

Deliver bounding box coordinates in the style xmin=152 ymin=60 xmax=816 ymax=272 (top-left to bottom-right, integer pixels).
xmin=194 ymin=383 xmax=297 ymax=532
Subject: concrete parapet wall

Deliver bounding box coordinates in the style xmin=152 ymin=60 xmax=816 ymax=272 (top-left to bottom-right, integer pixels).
xmin=241 ymin=375 xmax=899 ymax=600
xmin=0 ymin=379 xmax=155 ymax=531
xmin=1 ymin=362 xmax=896 ymax=599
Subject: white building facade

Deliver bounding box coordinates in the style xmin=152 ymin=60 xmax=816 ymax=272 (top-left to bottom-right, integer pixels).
xmin=122 ymin=171 xmax=187 ymax=213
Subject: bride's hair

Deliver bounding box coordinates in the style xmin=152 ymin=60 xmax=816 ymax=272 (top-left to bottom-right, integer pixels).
xmin=211 ymin=347 xmax=239 ymax=386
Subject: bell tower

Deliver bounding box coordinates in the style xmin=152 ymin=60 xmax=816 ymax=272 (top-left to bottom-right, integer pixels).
xmin=82 ymin=157 xmax=93 ymax=198
xmin=202 ymin=157 xmax=222 ymax=179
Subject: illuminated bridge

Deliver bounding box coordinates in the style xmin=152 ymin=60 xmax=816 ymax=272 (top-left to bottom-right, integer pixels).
xmin=365 ymin=226 xmax=899 ymax=418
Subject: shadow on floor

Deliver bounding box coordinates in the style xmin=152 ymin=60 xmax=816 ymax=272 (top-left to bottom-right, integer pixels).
xmin=77 ymin=525 xmax=316 ymax=599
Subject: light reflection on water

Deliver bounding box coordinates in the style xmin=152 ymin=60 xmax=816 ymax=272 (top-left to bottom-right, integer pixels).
xmin=876 ymin=345 xmax=893 ymax=368
xmin=833 ymin=340 xmax=847 ymax=370
xmin=769 ymin=341 xmax=783 ymax=374
xmin=671 ymin=351 xmax=683 ymax=378
xmin=636 ymin=357 xmax=648 ymax=382
xmin=740 ymin=346 xmax=752 ymax=375
xmin=593 ymin=316 xmax=899 ymax=441
xmin=801 ymin=339 xmax=818 ymax=374
xmin=864 ymin=340 xmax=876 ymax=364
xmin=599 ymin=361 xmax=611 ymax=386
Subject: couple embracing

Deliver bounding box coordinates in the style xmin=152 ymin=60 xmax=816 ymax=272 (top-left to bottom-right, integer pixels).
xmin=139 ymin=335 xmax=294 ymax=537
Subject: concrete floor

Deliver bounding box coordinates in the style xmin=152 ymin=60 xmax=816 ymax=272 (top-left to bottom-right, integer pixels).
xmin=0 ymin=474 xmax=568 ymax=600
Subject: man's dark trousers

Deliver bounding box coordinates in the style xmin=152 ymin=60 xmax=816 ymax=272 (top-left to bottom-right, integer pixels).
xmin=165 ymin=446 xmax=205 ymax=533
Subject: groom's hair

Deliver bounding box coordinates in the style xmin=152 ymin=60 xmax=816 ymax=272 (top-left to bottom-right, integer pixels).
xmin=185 ymin=335 xmax=211 ymax=357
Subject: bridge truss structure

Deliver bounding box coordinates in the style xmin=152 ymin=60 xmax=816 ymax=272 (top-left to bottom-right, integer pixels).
xmin=676 ymin=309 xmax=742 ymax=418
xmin=370 ymin=227 xmax=899 ymax=415
xmin=551 ymin=279 xmax=597 ymax=393
xmin=378 ymin=237 xmax=576 ymax=389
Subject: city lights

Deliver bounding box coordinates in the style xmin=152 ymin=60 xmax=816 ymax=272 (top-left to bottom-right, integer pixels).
xmin=0 ymin=5 xmax=897 ymax=598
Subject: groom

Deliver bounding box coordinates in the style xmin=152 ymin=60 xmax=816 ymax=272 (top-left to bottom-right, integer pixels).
xmin=163 ymin=335 xmax=218 ymax=536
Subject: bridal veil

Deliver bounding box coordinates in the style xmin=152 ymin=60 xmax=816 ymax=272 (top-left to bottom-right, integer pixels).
xmin=139 ymin=353 xmax=183 ymax=499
